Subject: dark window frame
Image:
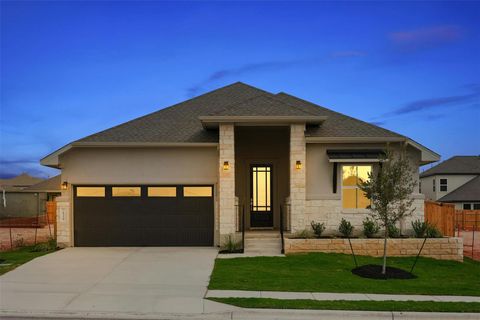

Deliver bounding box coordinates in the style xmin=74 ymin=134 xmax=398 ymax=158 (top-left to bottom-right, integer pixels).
xmin=440 ymin=178 xmax=447 ymax=192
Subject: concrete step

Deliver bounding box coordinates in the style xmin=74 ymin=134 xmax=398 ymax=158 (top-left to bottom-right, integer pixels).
xmin=245 ymin=232 xmax=281 ymax=239
xmin=245 ymin=239 xmax=280 ymax=245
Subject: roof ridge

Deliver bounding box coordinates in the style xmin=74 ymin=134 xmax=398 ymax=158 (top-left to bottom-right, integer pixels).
xmin=207 ymin=92 xmax=318 ymax=117
xmin=76 ymin=82 xmax=264 ymax=143
xmin=276 ymin=92 xmax=404 ymax=138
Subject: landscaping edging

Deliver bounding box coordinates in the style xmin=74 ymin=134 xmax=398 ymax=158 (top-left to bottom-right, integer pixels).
xmin=284 ymin=237 xmax=463 ymax=261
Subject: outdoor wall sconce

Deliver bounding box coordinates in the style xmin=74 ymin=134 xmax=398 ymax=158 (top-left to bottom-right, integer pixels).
xmin=296 ymin=160 xmax=302 ymax=170
xmin=61 ymin=181 xmax=68 ymax=190
xmin=223 ymin=161 xmax=230 ymax=171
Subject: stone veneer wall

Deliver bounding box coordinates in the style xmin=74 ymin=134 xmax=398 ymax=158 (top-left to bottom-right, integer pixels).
xmin=55 ymin=192 xmax=72 ymax=247
xmin=289 ymin=124 xmax=306 ymax=232
xmin=285 ymin=237 xmax=463 ymax=261
xmin=304 ymin=197 xmax=425 ymax=236
xmin=218 ymin=123 xmax=236 ymax=244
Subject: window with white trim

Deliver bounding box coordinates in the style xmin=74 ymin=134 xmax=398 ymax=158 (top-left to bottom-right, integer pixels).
xmin=341 ymin=165 xmax=372 ymax=209
xmin=440 ymin=179 xmax=447 ymax=192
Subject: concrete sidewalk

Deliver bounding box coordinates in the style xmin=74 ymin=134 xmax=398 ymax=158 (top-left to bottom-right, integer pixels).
xmin=206 ymin=289 xmax=480 ymax=302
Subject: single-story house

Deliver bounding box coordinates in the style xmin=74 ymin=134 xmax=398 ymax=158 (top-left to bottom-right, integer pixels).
xmin=420 ymin=156 xmax=480 ymax=210
xmin=41 ymin=82 xmax=439 ymax=249
xmin=0 ymin=174 xmax=61 ymax=220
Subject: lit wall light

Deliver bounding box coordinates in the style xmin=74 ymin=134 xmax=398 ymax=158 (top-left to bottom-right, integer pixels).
xmin=296 ymin=160 xmax=302 ymax=170
xmin=61 ymin=181 xmax=68 ymax=190
xmin=223 ymin=161 xmax=230 ymax=171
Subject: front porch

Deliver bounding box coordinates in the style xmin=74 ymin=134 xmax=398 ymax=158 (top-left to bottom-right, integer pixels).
xmin=217 ymin=122 xmax=307 ymax=251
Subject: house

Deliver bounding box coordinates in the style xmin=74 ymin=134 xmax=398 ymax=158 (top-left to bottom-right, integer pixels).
xmin=0 ymin=174 xmax=61 ymax=219
xmin=41 ymin=82 xmax=439 ymax=249
xmin=420 ymin=156 xmax=480 ymax=210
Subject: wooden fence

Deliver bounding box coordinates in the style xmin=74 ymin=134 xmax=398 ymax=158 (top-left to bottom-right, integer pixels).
xmin=46 ymin=201 xmax=57 ymax=239
xmin=424 ymin=201 xmax=455 ymax=236
xmin=455 ymin=210 xmax=480 ymax=231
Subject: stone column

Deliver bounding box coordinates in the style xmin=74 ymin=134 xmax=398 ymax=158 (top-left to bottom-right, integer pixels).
xmin=290 ymin=123 xmax=306 ymax=232
xmin=56 ymin=189 xmax=72 ymax=247
xmin=218 ymin=123 xmax=236 ymax=244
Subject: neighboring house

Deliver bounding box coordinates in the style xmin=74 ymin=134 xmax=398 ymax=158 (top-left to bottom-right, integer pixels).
xmin=0 ymin=174 xmax=61 ymax=219
xmin=420 ymin=156 xmax=480 ymax=210
xmin=41 ymin=82 xmax=439 ymax=248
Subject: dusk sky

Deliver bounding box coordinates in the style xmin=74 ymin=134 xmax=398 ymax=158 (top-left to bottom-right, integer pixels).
xmin=1 ymin=1 xmax=479 ymax=179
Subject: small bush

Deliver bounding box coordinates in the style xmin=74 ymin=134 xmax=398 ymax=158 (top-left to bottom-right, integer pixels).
xmin=292 ymin=229 xmax=315 ymax=239
xmin=411 ymin=219 xmax=428 ymax=238
xmin=387 ymin=223 xmax=400 ymax=238
xmin=362 ymin=217 xmax=380 ymax=238
xmin=221 ymin=234 xmax=241 ymax=252
xmin=338 ymin=218 xmax=354 ymax=237
xmin=310 ymin=221 xmax=326 ymax=238
xmin=13 ymin=238 xmax=25 ymax=248
xmin=426 ymin=224 xmax=443 ymax=238
xmin=31 ymin=237 xmax=57 ymax=252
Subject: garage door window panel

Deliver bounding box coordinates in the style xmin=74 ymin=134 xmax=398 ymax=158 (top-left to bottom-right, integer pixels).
xmin=76 ymin=187 xmax=105 ymax=197
xmin=183 ymin=186 xmax=212 ymax=197
xmin=148 ymin=187 xmax=177 ymax=197
xmin=112 ymin=187 xmax=141 ymax=197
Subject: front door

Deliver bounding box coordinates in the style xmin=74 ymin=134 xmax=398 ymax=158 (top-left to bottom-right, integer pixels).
xmin=250 ymin=165 xmax=273 ymax=228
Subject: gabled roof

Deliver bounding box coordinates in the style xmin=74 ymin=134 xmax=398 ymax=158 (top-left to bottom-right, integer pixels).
xmin=23 ymin=175 xmax=61 ymax=192
xmin=438 ymin=176 xmax=480 ymax=203
xmin=0 ymin=173 xmax=44 ymax=188
xmin=420 ymin=156 xmax=480 ymax=178
xmin=41 ymin=82 xmax=439 ymax=167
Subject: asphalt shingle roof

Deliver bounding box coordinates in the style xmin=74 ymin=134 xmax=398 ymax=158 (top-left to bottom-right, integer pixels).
xmin=77 ymin=82 xmax=405 ymax=144
xmin=438 ymin=176 xmax=480 ymax=202
xmin=420 ymin=156 xmax=480 ymax=178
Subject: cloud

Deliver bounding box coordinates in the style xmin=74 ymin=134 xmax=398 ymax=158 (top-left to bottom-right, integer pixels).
xmin=389 ymin=25 xmax=463 ymax=52
xmin=187 ymin=51 xmax=366 ymax=97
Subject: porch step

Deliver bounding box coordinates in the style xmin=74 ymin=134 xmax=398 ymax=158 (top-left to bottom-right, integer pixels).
xmin=243 ymin=231 xmax=283 ymax=256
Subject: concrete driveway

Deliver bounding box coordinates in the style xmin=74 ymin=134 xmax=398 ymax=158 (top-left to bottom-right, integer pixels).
xmin=0 ymin=247 xmax=234 ymax=317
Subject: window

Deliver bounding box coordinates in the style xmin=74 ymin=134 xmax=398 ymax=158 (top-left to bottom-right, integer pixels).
xmin=433 ymin=179 xmax=436 ymax=192
xmin=76 ymin=187 xmax=105 ymax=197
xmin=251 ymin=166 xmax=271 ymax=211
xmin=148 ymin=187 xmax=176 ymax=197
xmin=463 ymin=203 xmax=472 ymax=210
xmin=112 ymin=187 xmax=141 ymax=197
xmin=183 ymin=186 xmax=212 ymax=197
xmin=419 ymin=181 xmax=422 ymax=193
xmin=342 ymin=165 xmax=371 ymax=209
xmin=440 ymin=179 xmax=447 ymax=192
xmin=474 ymin=203 xmax=480 ymax=210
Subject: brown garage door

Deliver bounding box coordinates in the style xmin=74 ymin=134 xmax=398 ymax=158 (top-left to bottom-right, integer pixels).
xmin=73 ymin=185 xmax=214 ymax=246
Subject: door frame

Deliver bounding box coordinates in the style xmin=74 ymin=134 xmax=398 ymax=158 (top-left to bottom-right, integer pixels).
xmin=249 ymin=164 xmax=274 ymax=228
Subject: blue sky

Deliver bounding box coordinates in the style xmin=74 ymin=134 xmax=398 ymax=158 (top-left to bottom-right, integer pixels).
xmin=1 ymin=1 xmax=479 ymax=178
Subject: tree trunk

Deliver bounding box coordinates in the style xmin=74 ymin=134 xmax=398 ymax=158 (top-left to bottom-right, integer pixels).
xmin=382 ymin=226 xmax=388 ymax=275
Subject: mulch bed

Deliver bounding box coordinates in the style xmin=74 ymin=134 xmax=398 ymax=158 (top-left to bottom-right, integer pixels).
xmin=352 ymin=264 xmax=417 ymax=280
xmin=219 ymin=249 xmax=244 ymax=254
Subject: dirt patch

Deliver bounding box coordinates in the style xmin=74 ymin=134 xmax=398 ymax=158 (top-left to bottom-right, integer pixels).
xmin=352 ymin=264 xmax=417 ymax=280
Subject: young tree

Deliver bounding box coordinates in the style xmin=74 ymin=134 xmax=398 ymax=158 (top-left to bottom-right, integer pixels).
xmin=358 ymin=147 xmax=417 ymax=275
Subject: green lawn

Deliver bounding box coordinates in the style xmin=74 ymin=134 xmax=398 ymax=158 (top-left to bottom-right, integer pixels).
xmin=0 ymin=244 xmax=57 ymax=275
xmin=209 ymin=298 xmax=480 ymax=313
xmin=209 ymin=253 xmax=480 ymax=296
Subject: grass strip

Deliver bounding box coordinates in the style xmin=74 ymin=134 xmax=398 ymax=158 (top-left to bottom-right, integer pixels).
xmin=209 ymin=297 xmax=480 ymax=313
xmin=0 ymin=244 xmax=56 ymax=275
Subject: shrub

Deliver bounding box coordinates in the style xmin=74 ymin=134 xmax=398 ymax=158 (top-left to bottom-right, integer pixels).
xmin=426 ymin=224 xmax=443 ymax=238
xmin=411 ymin=219 xmax=428 ymax=238
xmin=292 ymin=229 xmax=315 ymax=239
xmin=221 ymin=234 xmax=241 ymax=252
xmin=387 ymin=223 xmax=400 ymax=238
xmin=31 ymin=237 xmax=57 ymax=252
xmin=310 ymin=221 xmax=326 ymax=238
xmin=362 ymin=217 xmax=380 ymax=238
xmin=338 ymin=218 xmax=354 ymax=237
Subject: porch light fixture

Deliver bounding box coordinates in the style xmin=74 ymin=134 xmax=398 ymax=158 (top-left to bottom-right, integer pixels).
xmin=223 ymin=161 xmax=230 ymax=171
xmin=61 ymin=181 xmax=68 ymax=190
xmin=296 ymin=160 xmax=302 ymax=170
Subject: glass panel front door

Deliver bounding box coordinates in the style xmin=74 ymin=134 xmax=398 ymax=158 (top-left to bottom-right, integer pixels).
xmin=250 ymin=165 xmax=273 ymax=227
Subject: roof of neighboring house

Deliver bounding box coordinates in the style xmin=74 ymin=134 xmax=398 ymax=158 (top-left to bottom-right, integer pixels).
xmin=0 ymin=173 xmax=44 ymax=189
xmin=420 ymin=156 xmax=480 ymax=178
xmin=438 ymin=176 xmax=480 ymax=203
xmin=22 ymin=175 xmax=61 ymax=192
xmin=41 ymin=82 xmax=439 ymax=167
